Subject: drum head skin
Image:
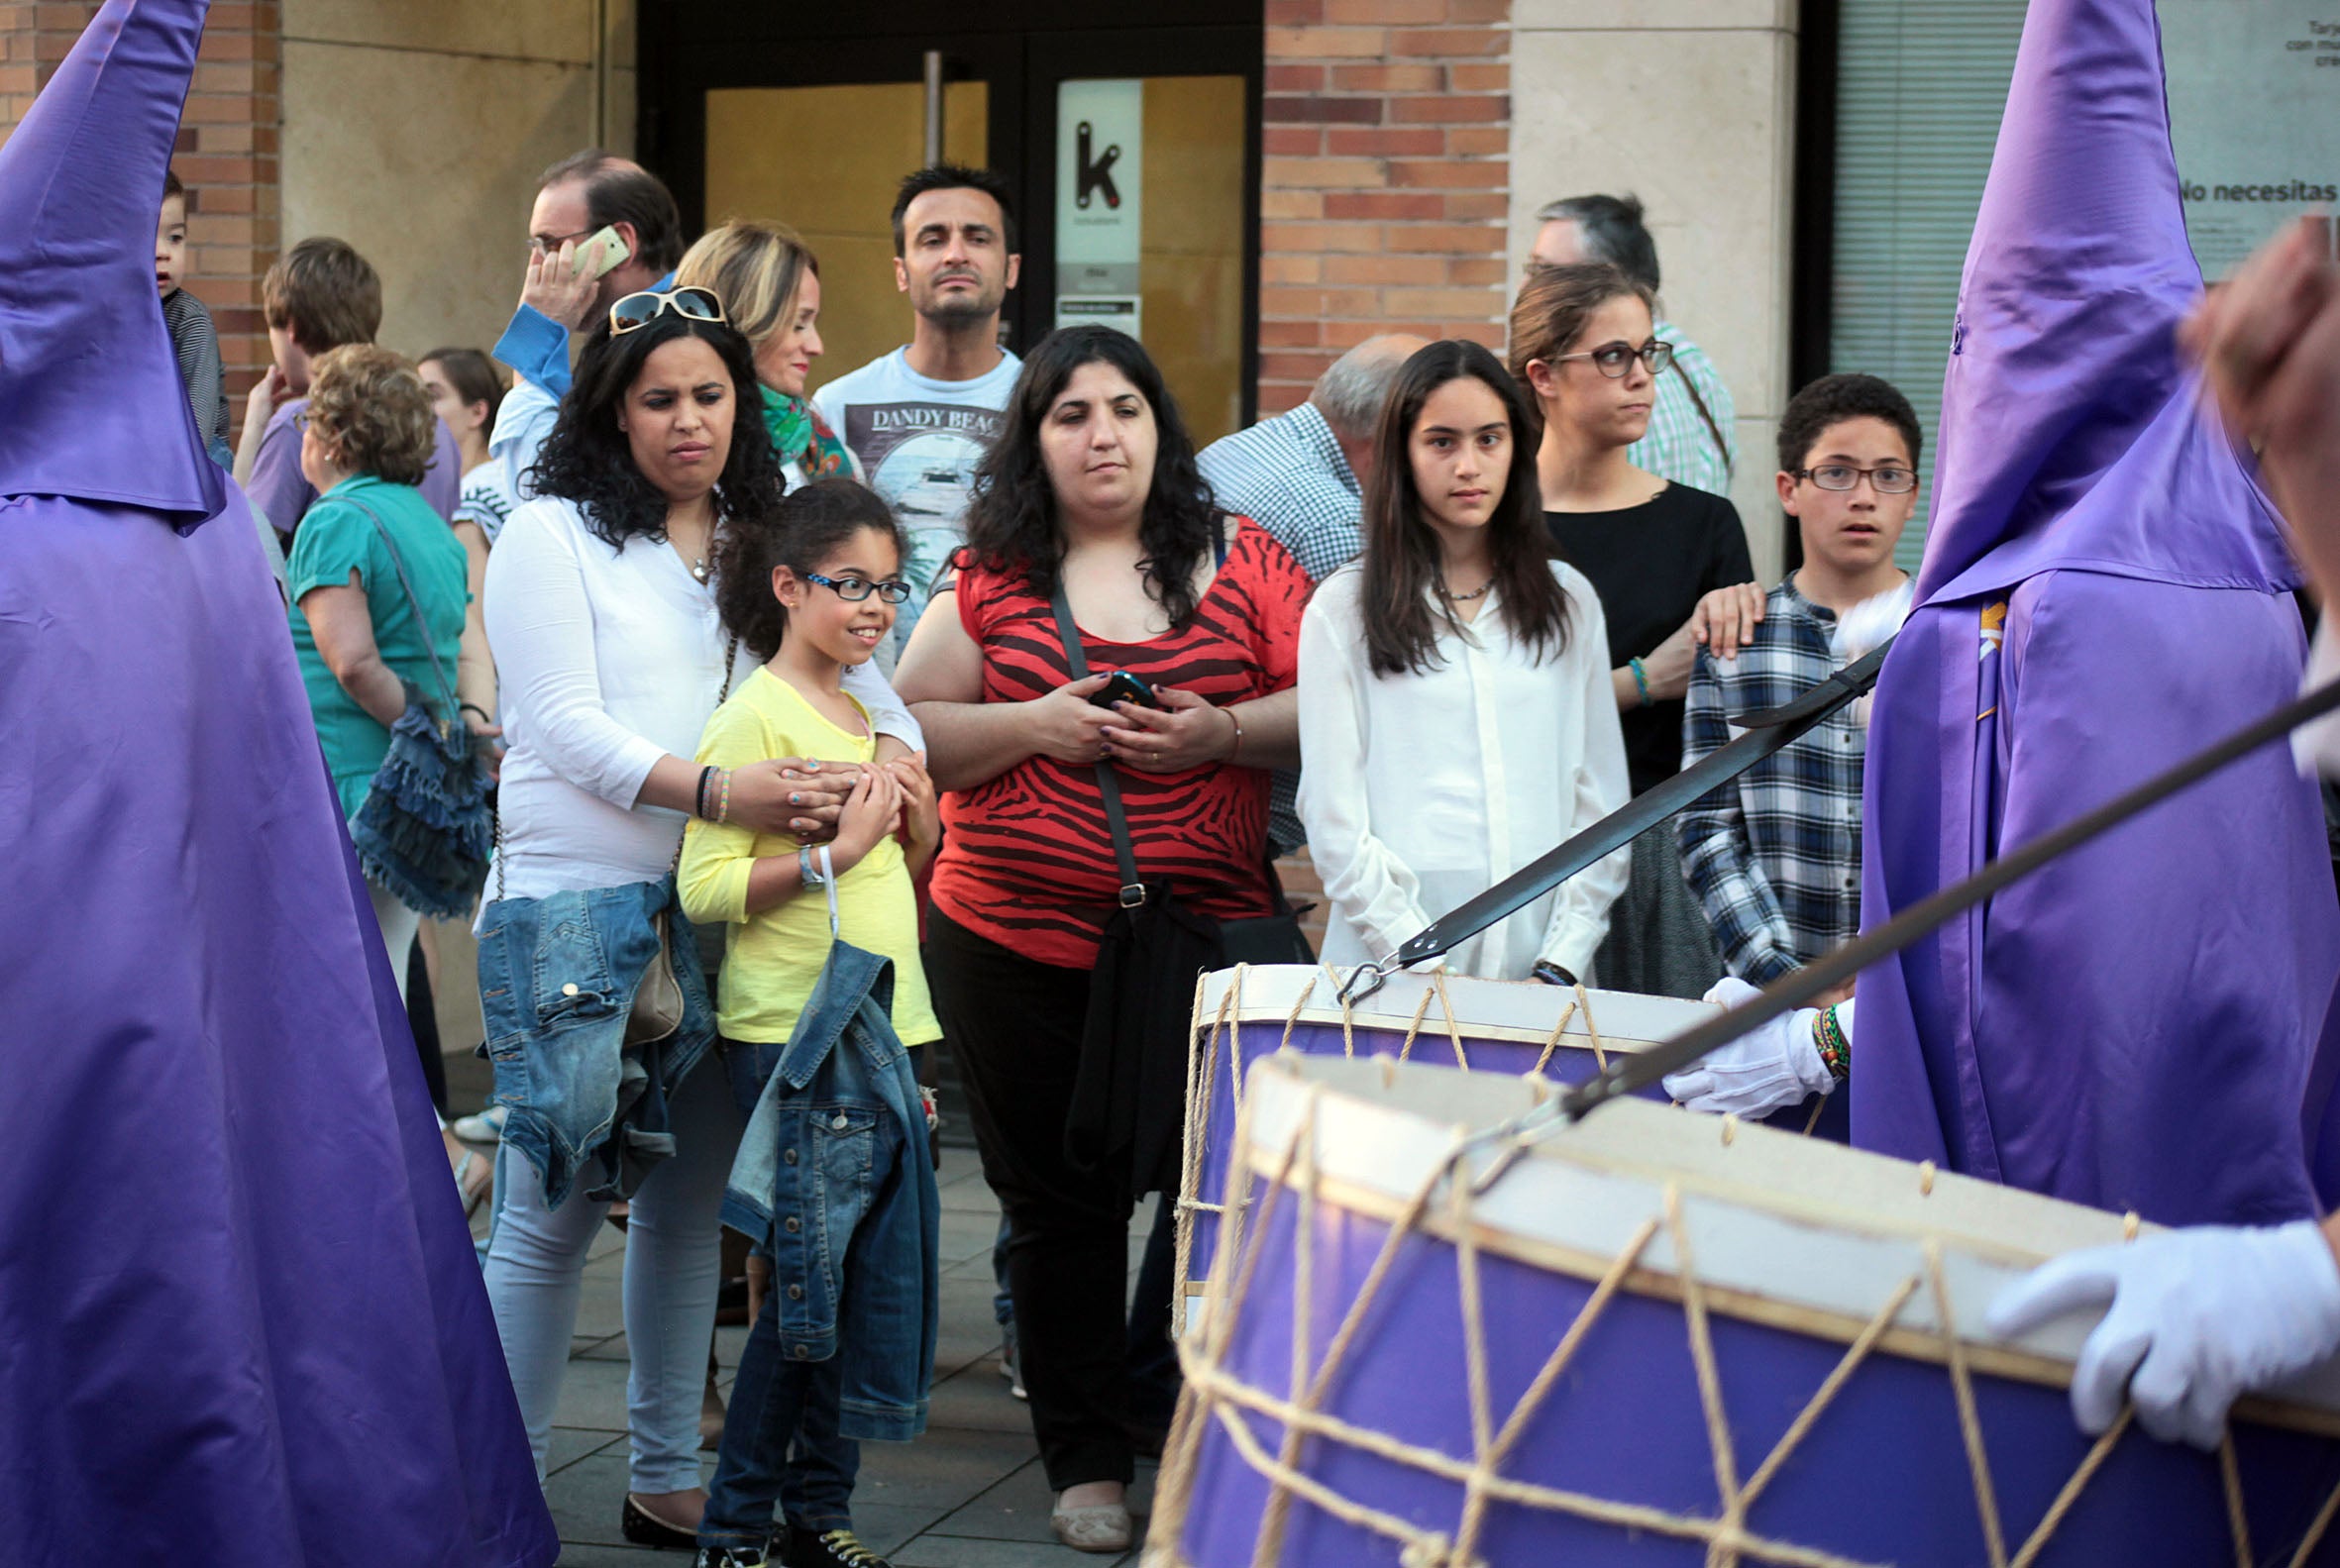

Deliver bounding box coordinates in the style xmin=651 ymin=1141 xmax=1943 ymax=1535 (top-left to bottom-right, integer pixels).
xmin=1177 ymin=966 xmax=1844 ymax=1334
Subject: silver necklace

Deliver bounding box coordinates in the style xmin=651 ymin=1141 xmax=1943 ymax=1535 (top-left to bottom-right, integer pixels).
xmin=690 ymin=558 xmax=710 ymax=584
xmin=1440 ymin=576 xmax=1492 ymax=603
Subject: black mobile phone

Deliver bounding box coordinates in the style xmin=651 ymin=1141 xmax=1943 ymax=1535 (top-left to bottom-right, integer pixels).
xmin=1088 ymin=670 xmax=1159 ymax=710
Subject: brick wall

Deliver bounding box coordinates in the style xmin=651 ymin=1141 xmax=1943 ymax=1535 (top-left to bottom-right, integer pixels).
xmin=0 ymin=3 xmax=280 ymax=438
xmin=1257 ymin=0 xmax=1511 ymax=416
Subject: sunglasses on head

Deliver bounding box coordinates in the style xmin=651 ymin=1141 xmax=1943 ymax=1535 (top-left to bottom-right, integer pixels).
xmin=608 ymin=285 xmax=727 ymax=336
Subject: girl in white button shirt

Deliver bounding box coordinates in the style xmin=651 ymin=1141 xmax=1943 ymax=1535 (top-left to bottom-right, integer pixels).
xmin=1298 ymin=339 xmax=1631 ymax=984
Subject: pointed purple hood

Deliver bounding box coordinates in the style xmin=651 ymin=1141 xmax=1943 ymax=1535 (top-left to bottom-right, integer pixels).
xmin=0 ymin=0 xmax=221 ymax=523
xmin=1915 ymin=0 xmax=2294 ymax=604
xmin=0 ymin=6 xmax=557 ymax=1558
xmin=1853 ymin=0 xmax=2339 ymax=1226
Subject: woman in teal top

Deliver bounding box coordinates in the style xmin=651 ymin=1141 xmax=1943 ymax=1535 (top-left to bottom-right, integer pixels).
xmin=286 ymin=345 xmax=467 ymax=989
xmin=287 ymin=344 xmax=470 ymax=823
xmin=286 ymin=342 xmax=479 ymax=1201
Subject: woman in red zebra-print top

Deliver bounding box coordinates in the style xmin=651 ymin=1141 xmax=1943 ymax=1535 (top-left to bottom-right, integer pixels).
xmin=895 ymin=326 xmax=1309 ymax=1547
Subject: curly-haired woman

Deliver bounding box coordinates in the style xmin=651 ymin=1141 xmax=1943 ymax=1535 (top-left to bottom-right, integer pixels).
xmin=894 ymin=325 xmax=1308 ymax=1553
xmin=288 ymin=343 xmax=470 ymax=999
xmin=479 ymin=286 xmax=921 ymax=1545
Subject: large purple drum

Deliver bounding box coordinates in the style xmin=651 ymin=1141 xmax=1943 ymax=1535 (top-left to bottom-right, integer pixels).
xmin=1177 ymin=965 xmax=1774 ymax=1337
xmin=1154 ymin=1054 xmax=2340 ymax=1567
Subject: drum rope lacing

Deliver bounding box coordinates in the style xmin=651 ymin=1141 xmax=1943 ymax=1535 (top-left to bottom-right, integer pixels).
xmin=1173 ymin=967 xmax=1615 ymax=1338
xmin=1153 ymin=1076 xmax=2340 ymax=1568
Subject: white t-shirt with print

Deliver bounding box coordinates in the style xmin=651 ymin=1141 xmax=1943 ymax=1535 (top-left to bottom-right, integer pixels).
xmin=812 ymin=346 xmax=1021 ymax=664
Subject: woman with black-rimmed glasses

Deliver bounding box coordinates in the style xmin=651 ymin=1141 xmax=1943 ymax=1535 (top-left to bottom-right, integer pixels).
xmin=1510 ymin=261 xmax=1760 ymax=998
xmin=478 ymin=285 xmax=922 ymax=1545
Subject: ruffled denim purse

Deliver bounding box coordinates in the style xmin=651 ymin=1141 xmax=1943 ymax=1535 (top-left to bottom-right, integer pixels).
xmin=344 ymin=496 xmax=492 ymax=919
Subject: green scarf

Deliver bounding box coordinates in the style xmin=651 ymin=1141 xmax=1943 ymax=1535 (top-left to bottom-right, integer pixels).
xmin=761 ymin=385 xmax=853 ymax=480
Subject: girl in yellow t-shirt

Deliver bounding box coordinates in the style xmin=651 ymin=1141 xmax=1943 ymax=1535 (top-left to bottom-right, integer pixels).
xmin=679 ymin=475 xmax=941 ymax=1057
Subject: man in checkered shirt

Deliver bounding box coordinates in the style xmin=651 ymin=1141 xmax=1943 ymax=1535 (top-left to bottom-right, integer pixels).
xmin=1678 ymin=374 xmax=1922 ymax=983
xmin=1200 ymin=334 xmax=1424 ymax=852
xmin=1528 ymin=193 xmax=1737 ymax=496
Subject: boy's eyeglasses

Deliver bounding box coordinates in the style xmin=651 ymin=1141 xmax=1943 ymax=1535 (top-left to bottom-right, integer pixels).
xmin=804 ymin=572 xmax=911 ymax=604
xmin=608 ymin=286 xmax=727 ymax=336
xmin=1795 ymin=464 xmax=1918 ymax=495
xmin=1550 ymin=340 xmax=1675 ymax=378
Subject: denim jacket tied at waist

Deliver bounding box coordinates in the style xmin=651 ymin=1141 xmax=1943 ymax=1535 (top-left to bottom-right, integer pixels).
xmin=478 ymin=877 xmax=718 ymax=1207
xmin=724 ymin=939 xmax=939 ymax=1443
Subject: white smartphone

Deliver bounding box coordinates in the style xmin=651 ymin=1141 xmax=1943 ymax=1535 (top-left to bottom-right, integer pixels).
xmin=573 ymin=224 xmax=630 ymax=280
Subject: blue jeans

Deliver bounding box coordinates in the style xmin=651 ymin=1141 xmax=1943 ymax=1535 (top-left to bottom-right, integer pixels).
xmin=482 ymin=1055 xmax=740 ymax=1493
xmin=699 ymin=1262 xmax=861 ymax=1544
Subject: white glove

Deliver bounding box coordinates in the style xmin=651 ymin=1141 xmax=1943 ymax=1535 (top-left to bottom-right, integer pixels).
xmin=1984 ymin=1220 xmax=2340 ymax=1450
xmin=1660 ymin=977 xmax=1838 ymax=1117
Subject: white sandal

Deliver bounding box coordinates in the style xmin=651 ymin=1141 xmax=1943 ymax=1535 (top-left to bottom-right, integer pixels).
xmin=448 ymin=1145 xmax=492 ymax=1217
xmin=1050 ymin=1502 xmax=1132 ymax=1553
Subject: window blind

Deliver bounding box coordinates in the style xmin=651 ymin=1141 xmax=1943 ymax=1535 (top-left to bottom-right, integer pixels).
xmin=1828 ymin=0 xmax=2027 ymax=570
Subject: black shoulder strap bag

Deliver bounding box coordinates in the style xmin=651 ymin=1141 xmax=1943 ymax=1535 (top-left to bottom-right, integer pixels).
xmin=1049 ymin=545 xmax=1313 ymax=1197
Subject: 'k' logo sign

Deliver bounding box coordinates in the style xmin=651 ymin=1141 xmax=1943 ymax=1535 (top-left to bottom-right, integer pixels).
xmin=1075 ymin=120 xmax=1121 ymax=211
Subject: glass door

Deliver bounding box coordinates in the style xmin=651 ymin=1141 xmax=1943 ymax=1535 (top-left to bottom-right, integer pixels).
xmin=639 ymin=11 xmax=1260 ymax=434
xmin=1026 ymin=30 xmax=1260 ymax=444
xmin=702 ymin=81 xmax=993 ymax=401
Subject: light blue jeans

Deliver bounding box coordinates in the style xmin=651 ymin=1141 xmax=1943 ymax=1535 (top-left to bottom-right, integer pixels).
xmin=483 ymin=1053 xmax=743 ymax=1494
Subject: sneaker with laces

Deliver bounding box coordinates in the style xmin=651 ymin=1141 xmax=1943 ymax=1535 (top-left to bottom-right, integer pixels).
xmin=783 ymin=1527 xmax=893 ymax=1568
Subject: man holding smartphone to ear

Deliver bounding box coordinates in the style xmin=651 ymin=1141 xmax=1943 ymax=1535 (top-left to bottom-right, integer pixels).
xmin=489 ymin=150 xmax=687 ymax=502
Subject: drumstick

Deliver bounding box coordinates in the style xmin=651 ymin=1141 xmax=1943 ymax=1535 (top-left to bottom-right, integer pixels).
xmin=1561 ymin=674 xmax=2340 ymax=1122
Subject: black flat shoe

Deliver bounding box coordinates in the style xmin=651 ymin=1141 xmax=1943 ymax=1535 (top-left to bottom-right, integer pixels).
xmin=622 ymin=1492 xmax=702 ymax=1549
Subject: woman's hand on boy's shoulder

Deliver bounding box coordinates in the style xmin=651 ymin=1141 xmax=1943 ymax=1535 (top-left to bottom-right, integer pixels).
xmin=1689 ymin=580 xmax=1767 ymax=661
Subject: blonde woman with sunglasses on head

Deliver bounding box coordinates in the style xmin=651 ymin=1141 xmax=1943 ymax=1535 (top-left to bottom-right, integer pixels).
xmin=675 ymin=221 xmax=859 ymax=491
xmin=478 ymin=286 xmax=922 ymax=1546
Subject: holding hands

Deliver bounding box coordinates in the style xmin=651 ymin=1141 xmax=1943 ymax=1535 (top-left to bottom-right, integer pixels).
xmin=886 ymin=751 xmax=941 ymax=864
xmin=831 ymin=765 xmax=905 ymax=872
xmin=726 ymin=758 xmax=857 ymax=839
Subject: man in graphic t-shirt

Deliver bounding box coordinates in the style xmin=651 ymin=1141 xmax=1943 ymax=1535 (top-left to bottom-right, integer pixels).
xmin=813 ymin=163 xmax=1023 ymax=669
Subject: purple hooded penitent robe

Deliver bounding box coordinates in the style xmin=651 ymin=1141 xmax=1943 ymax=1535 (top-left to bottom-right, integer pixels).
xmin=0 ymin=5 xmax=557 ymax=1563
xmin=1851 ymin=0 xmax=2340 ymax=1228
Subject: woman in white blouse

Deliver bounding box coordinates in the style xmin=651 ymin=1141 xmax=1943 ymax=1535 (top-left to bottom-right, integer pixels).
xmin=1299 ymin=339 xmax=1630 ymax=983
xmin=480 ymin=285 xmax=920 ymax=1544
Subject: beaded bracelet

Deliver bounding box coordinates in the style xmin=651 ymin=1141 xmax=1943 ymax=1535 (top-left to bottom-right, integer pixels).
xmin=713 ymin=768 xmax=733 ymax=825
xmin=1629 ymin=657 xmax=1651 ymax=707
xmin=1812 ymin=1004 xmax=1852 ymax=1080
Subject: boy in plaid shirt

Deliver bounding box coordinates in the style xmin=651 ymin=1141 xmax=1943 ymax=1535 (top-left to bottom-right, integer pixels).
xmin=1678 ymin=375 xmax=1921 ymax=985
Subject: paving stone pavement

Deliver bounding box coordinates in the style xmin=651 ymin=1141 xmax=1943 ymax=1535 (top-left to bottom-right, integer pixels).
xmin=453 ymin=1046 xmax=1157 ymax=1568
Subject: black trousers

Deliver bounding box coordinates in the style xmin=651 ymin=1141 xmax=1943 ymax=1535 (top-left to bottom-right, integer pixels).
xmin=925 ymin=905 xmax=1139 ymax=1491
